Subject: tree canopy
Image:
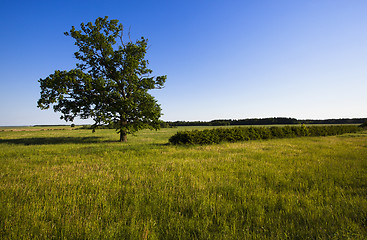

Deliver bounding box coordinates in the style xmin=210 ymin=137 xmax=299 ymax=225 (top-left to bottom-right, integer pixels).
xmin=38 ymin=16 xmax=166 ymax=142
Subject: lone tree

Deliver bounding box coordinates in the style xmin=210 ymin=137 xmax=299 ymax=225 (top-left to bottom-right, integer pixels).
xmin=38 ymin=16 xmax=166 ymax=142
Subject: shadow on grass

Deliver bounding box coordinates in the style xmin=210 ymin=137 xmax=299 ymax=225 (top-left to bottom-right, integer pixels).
xmin=0 ymin=136 xmax=108 ymax=145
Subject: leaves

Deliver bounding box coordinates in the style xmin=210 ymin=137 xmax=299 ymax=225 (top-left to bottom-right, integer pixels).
xmin=38 ymin=16 xmax=167 ymax=141
xmin=169 ymin=125 xmax=361 ymax=145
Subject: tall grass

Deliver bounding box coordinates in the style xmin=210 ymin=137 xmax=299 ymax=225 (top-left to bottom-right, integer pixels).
xmin=0 ymin=127 xmax=367 ymax=239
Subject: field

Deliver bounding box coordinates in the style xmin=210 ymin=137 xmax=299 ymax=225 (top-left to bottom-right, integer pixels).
xmin=1 ymin=126 xmax=367 ymax=239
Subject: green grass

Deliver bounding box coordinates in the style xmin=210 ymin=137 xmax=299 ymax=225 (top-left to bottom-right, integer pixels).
xmin=1 ymin=126 xmax=367 ymax=239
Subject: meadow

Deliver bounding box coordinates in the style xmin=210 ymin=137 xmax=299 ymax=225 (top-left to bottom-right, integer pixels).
xmin=0 ymin=126 xmax=367 ymax=239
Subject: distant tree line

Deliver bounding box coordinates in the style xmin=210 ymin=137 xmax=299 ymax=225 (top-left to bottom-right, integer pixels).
xmin=36 ymin=118 xmax=366 ymax=129
xmin=167 ymin=117 xmax=367 ymax=127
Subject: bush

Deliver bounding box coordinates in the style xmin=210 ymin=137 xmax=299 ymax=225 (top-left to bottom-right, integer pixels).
xmin=360 ymin=122 xmax=367 ymax=129
xmin=169 ymin=125 xmax=361 ymax=145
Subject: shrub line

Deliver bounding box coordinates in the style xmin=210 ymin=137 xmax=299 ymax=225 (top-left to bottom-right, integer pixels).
xmin=169 ymin=125 xmax=362 ymax=145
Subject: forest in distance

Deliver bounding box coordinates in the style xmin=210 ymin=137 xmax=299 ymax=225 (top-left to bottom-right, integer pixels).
xmin=31 ymin=117 xmax=367 ymax=128
xmin=165 ymin=117 xmax=367 ymax=127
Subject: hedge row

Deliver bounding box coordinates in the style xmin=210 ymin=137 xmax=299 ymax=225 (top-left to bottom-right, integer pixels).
xmin=169 ymin=125 xmax=361 ymax=145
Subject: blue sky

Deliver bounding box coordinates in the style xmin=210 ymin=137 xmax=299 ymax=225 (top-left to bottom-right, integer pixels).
xmin=1 ymin=0 xmax=366 ymax=126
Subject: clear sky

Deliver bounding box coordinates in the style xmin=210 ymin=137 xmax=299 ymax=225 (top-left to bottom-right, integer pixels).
xmin=1 ymin=0 xmax=366 ymax=126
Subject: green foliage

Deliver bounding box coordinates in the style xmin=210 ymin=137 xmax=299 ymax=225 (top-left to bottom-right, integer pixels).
xmin=168 ymin=117 xmax=367 ymax=126
xmin=169 ymin=125 xmax=361 ymax=145
xmin=360 ymin=121 xmax=367 ymax=129
xmin=37 ymin=16 xmax=166 ymax=142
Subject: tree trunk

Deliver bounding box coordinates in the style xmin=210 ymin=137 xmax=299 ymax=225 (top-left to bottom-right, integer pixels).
xmin=120 ymin=130 xmax=127 ymax=142
xmin=119 ymin=118 xmax=128 ymax=142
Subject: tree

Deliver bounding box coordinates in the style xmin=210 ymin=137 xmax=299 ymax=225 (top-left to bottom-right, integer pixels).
xmin=37 ymin=16 xmax=166 ymax=142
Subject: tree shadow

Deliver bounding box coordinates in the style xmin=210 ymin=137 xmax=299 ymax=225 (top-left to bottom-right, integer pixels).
xmin=0 ymin=136 xmax=105 ymax=145
xmin=151 ymin=143 xmax=171 ymax=147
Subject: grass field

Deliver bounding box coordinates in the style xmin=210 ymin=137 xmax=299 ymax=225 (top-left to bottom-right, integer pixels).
xmin=1 ymin=126 xmax=367 ymax=239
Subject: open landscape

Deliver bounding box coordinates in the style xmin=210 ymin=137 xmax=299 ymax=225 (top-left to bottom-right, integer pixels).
xmin=1 ymin=125 xmax=366 ymax=239
xmin=2 ymin=1 xmax=367 ymax=239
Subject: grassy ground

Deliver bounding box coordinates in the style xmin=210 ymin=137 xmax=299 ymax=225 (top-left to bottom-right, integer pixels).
xmin=1 ymin=126 xmax=367 ymax=239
